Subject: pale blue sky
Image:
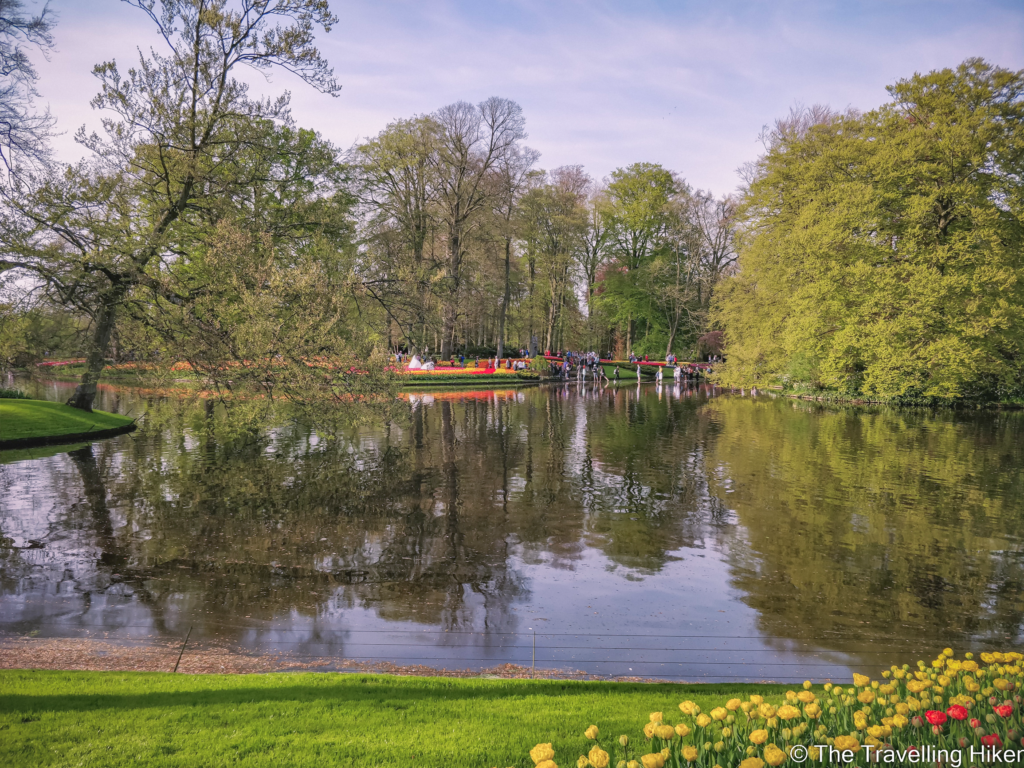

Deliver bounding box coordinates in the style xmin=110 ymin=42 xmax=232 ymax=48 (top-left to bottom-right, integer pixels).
xmin=32 ymin=0 xmax=1024 ymax=195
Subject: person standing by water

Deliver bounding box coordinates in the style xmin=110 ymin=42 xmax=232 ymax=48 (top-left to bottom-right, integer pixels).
xmin=613 ymin=366 xmax=619 ymax=381
xmin=636 ymin=365 xmax=642 ymax=383
xmin=655 ymin=366 xmax=663 ymax=383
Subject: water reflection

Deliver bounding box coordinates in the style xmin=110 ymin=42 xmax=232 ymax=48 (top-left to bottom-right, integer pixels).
xmin=1 ymin=378 xmax=1022 ymax=680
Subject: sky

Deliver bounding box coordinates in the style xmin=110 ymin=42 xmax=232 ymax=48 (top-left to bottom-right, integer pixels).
xmin=30 ymin=0 xmax=1024 ymax=197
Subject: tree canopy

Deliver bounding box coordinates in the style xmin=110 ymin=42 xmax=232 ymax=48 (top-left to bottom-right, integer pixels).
xmin=715 ymin=59 xmax=1024 ymax=400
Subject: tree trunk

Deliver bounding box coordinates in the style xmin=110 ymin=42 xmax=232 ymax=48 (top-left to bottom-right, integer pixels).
xmin=67 ymin=296 xmax=120 ymax=412
xmin=440 ymin=232 xmax=461 ymax=360
xmin=496 ymin=237 xmax=512 ymax=360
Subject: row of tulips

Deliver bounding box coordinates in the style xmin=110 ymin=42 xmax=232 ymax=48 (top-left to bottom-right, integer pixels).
xmin=523 ymin=650 xmax=1023 ymax=768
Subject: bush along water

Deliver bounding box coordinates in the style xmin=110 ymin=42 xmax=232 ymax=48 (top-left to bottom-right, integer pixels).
xmin=0 ymin=387 xmax=28 ymax=399
xmin=525 ymin=650 xmax=1023 ymax=768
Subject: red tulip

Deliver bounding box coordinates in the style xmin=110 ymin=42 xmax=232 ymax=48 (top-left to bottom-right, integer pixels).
xmin=925 ymin=710 xmax=947 ymax=726
xmin=994 ymin=704 xmax=1013 ymax=718
xmin=946 ymin=705 xmax=969 ymax=721
xmin=970 ymin=718 xmax=981 ymax=728
xmin=981 ymin=734 xmax=1003 ymax=749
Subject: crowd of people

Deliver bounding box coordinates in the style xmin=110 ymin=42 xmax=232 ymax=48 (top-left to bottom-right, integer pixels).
xmin=395 ymin=351 xmax=531 ymax=371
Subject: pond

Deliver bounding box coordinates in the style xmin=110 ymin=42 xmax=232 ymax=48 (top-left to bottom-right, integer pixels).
xmin=1 ymin=377 xmax=1023 ymax=681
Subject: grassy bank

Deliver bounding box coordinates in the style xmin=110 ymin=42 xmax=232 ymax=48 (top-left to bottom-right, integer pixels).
xmin=0 ymin=671 xmax=790 ymax=767
xmin=0 ymin=399 xmax=134 ymax=443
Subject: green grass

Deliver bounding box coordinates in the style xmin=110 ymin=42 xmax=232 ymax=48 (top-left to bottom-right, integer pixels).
xmin=0 ymin=399 xmax=133 ymax=442
xmin=0 ymin=671 xmax=793 ymax=767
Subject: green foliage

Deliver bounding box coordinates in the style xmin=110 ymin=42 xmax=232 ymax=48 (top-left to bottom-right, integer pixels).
xmin=0 ymin=670 xmax=792 ymax=768
xmin=715 ymin=59 xmax=1024 ymax=400
xmin=0 ymin=387 xmax=27 ymax=399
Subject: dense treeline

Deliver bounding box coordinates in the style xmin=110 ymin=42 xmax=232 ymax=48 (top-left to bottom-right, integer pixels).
xmin=0 ymin=1 xmax=1020 ymax=407
xmin=354 ymin=110 xmax=735 ymax=362
xmin=716 ymin=60 xmax=1024 ymax=401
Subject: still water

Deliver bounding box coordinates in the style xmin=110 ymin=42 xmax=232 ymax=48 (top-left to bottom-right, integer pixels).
xmin=2 ymin=379 xmax=1023 ymax=681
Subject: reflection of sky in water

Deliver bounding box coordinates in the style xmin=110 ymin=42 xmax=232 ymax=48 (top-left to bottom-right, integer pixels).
xmin=2 ymin=376 xmax=1023 ymax=680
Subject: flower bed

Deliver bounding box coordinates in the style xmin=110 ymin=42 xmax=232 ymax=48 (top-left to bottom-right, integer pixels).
xmin=525 ymin=650 xmax=1023 ymax=768
xmin=401 ymin=370 xmax=538 ymax=384
xmin=401 ymin=367 xmax=505 ymax=375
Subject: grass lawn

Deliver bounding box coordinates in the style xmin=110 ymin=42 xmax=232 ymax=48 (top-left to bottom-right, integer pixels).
xmin=0 ymin=399 xmax=133 ymax=442
xmin=0 ymin=671 xmax=793 ymax=767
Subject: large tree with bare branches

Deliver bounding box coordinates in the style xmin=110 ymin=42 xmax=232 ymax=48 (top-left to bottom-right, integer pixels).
xmin=0 ymin=0 xmax=340 ymax=410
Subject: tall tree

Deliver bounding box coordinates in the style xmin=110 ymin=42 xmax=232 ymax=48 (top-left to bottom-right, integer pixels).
xmin=600 ymin=162 xmax=677 ymax=355
xmin=519 ymin=165 xmax=589 ymax=353
xmin=0 ymin=0 xmax=340 ymax=411
xmin=492 ymin=142 xmax=539 ymax=360
xmin=430 ymin=97 xmax=526 ymax=359
xmin=354 ymin=116 xmax=439 ymax=352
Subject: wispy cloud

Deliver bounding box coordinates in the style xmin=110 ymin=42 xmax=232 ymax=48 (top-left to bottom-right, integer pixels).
xmin=34 ymin=0 xmax=1024 ymax=195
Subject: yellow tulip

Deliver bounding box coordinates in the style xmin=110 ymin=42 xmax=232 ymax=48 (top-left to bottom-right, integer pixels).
xmin=585 ymin=725 xmax=599 ymax=740
xmin=619 ymin=735 xmax=629 ymax=747
xmin=942 ymin=648 xmax=954 ymax=657
xmin=726 ymin=698 xmax=742 ymax=711
xmin=695 ymin=714 xmax=712 ymax=728
xmin=777 ymin=705 xmax=800 ymax=721
xmin=649 ymin=712 xmax=663 ymax=723
xmin=803 ymin=680 xmax=813 ymax=690
xmin=833 ymin=735 xmax=860 ymax=753
xmin=653 ymin=725 xmax=674 ymax=740
xmin=589 ymin=747 xmax=610 ymax=768
xmin=710 ymin=707 xmax=727 ymax=721
xmin=763 ymin=744 xmax=786 ymax=767
xmin=749 ymin=729 xmax=769 ymax=745
xmin=643 ymin=723 xmax=656 ymax=739
xmin=678 ymin=701 xmax=697 ymax=715
xmin=531 ymin=744 xmax=556 ymax=764
xmin=857 ymin=690 xmax=875 ymax=705
xmin=578 ymin=757 xmax=591 ymax=768
xmin=537 ymin=761 xmax=558 ymax=768
xmin=640 ymin=756 xmax=660 ymax=768
xmin=681 ymin=746 xmax=698 ymax=763
xmin=757 ymin=704 xmax=776 ymax=719
xmin=749 ymin=695 xmax=764 ymax=705
xmin=853 ymin=673 xmax=871 ymax=688
xmin=797 ymin=690 xmax=816 ymax=704
xmin=674 ymin=724 xmax=690 ymax=737
xmin=804 ymin=703 xmax=821 ymax=718
xmin=738 ymin=760 xmax=765 ymax=768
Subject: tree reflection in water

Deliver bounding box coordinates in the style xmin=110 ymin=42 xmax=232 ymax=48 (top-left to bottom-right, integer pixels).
xmin=1 ymin=383 xmax=1022 ymax=677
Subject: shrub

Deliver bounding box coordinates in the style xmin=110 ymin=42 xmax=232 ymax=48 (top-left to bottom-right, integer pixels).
xmin=0 ymin=387 xmax=28 ymax=399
